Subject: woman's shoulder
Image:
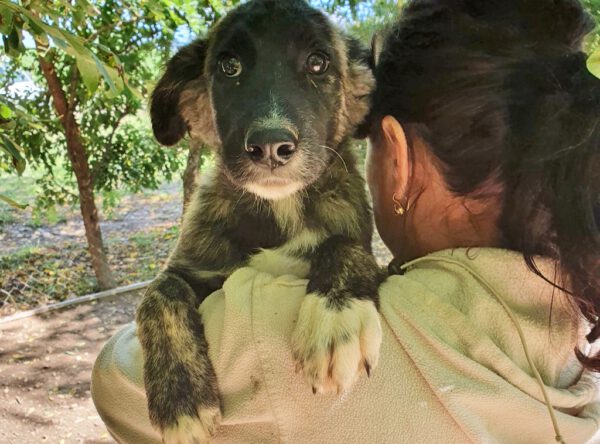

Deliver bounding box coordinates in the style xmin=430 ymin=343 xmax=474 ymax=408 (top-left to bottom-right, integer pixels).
xmin=196 ymin=248 xmax=598 ymax=443
xmin=204 ymin=247 xmax=578 ymax=379
xmin=381 ymin=247 xmax=564 ymax=316
xmin=379 ymin=248 xmax=581 ymax=385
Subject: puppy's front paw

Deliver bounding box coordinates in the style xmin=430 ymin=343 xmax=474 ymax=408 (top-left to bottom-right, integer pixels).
xmin=291 ymin=293 xmax=382 ymax=394
xmin=143 ymin=346 xmax=222 ymax=444
xmin=162 ymin=408 xmax=222 ymax=444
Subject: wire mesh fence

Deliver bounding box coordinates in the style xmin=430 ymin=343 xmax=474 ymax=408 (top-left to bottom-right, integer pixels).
xmin=1 ymin=220 xmax=393 ymax=318
xmin=0 ymin=226 xmax=178 ymax=317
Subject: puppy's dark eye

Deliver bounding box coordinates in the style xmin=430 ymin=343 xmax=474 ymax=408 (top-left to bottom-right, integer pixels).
xmin=306 ymin=52 xmax=329 ymax=75
xmin=219 ymin=55 xmax=242 ymax=77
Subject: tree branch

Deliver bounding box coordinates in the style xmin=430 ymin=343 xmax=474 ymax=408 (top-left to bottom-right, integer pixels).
xmin=35 ymin=42 xmax=69 ymax=124
xmin=85 ymin=17 xmax=141 ymax=45
xmin=34 ymin=37 xmax=116 ymax=290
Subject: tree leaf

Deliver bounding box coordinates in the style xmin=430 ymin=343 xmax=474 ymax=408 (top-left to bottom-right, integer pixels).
xmin=0 ymin=5 xmax=13 ymax=34
xmin=0 ymin=133 xmax=26 ymax=175
xmin=0 ymin=102 xmax=13 ymax=120
xmin=91 ymin=52 xmax=123 ymax=96
xmin=124 ymin=77 xmax=144 ymax=101
xmin=59 ymin=29 xmax=89 ymax=55
xmin=15 ymin=7 xmax=122 ymax=95
xmin=587 ymin=50 xmax=600 ymax=80
xmin=76 ymin=53 xmax=100 ymax=93
xmin=5 ymin=26 xmax=23 ymax=55
xmin=0 ymin=120 xmax=16 ymax=130
xmin=72 ymin=5 xmax=86 ymax=27
xmin=0 ymin=193 xmax=28 ymax=209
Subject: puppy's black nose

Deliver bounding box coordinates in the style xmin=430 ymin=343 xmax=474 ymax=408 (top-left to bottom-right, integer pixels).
xmin=245 ymin=128 xmax=298 ymax=167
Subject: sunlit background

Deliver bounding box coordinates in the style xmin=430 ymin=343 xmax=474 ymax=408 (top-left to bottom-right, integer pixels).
xmin=0 ymin=1 xmax=599 ymax=442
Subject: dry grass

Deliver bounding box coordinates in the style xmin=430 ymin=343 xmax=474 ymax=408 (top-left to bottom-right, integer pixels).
xmin=0 ymin=226 xmax=178 ymax=317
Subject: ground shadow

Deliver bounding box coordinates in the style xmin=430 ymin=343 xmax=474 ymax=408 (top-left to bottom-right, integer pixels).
xmin=0 ymin=291 xmax=141 ymax=444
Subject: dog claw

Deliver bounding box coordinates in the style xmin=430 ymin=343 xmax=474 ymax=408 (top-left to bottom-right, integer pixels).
xmin=365 ymin=361 xmax=371 ymax=378
xmin=312 ymin=386 xmax=317 ymax=395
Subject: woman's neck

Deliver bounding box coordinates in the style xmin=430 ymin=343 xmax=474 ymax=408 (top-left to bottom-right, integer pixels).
xmin=401 ymin=160 xmax=503 ymax=262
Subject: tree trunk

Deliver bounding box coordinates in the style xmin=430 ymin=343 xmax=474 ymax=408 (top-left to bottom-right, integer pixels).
xmin=182 ymin=139 xmax=204 ymax=212
xmin=37 ymin=49 xmax=116 ymax=290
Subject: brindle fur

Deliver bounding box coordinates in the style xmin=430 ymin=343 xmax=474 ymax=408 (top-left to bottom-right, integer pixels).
xmin=137 ymin=0 xmax=381 ymax=439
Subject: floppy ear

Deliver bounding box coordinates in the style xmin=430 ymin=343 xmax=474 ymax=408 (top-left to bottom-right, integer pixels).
xmin=150 ymin=39 xmax=219 ymax=147
xmin=342 ymin=36 xmax=376 ymax=139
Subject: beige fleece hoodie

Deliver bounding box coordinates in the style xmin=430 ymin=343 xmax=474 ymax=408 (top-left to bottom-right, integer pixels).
xmin=92 ymin=248 xmax=600 ymax=443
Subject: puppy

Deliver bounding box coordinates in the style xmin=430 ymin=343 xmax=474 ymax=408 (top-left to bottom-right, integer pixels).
xmin=137 ymin=0 xmax=382 ymax=441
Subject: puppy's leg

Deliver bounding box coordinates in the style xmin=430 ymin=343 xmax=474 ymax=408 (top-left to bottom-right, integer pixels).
xmin=137 ymin=272 xmax=223 ymax=444
xmin=292 ymin=236 xmax=384 ymax=394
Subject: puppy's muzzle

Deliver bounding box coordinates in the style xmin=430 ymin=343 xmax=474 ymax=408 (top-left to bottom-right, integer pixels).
xmin=245 ymin=128 xmax=298 ymax=169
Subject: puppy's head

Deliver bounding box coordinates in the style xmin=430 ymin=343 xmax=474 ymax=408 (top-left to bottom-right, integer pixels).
xmin=151 ymin=0 xmax=373 ymax=200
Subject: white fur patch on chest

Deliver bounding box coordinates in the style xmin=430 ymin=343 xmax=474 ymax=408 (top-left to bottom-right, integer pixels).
xmin=279 ymin=227 xmax=326 ymax=254
xmin=248 ymin=227 xmax=325 ymax=279
xmin=248 ymin=249 xmax=310 ymax=278
xmin=243 ymin=180 xmax=304 ymax=202
xmin=269 ymin=194 xmax=304 ymax=234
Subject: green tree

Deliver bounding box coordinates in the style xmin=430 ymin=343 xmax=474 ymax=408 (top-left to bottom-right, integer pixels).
xmin=346 ymin=0 xmax=400 ymax=44
xmin=0 ymin=0 xmax=198 ymax=289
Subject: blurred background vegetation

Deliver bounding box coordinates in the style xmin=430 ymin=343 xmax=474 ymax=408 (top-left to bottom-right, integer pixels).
xmin=0 ymin=0 xmax=599 ymax=312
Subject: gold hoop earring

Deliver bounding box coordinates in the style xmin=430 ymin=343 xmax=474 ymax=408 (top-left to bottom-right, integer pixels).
xmin=392 ymin=193 xmax=410 ymax=216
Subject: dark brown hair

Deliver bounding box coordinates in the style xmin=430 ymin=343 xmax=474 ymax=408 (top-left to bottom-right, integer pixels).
xmin=372 ymin=0 xmax=600 ymax=369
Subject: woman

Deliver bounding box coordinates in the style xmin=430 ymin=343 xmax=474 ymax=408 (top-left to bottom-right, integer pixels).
xmin=92 ymin=0 xmax=600 ymax=442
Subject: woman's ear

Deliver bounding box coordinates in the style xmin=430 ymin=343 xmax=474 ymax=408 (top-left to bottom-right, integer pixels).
xmin=381 ymin=115 xmax=411 ymax=199
xmin=150 ymin=39 xmax=219 ymax=147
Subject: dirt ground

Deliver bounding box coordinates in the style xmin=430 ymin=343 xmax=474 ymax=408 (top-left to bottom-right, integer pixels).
xmin=0 ymin=180 xmax=393 ymax=443
xmin=0 ymin=182 xmax=182 ymax=256
xmin=0 ymin=292 xmax=141 ymax=444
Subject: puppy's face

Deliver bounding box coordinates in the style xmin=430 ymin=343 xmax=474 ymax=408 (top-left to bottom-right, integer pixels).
xmin=151 ymin=0 xmax=373 ymax=200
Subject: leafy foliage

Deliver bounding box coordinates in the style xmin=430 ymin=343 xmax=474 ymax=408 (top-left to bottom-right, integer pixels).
xmin=0 ymin=0 xmax=199 ymax=211
xmin=346 ymin=0 xmax=401 ymax=43
xmin=1 ymin=1 xmax=128 ymax=95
